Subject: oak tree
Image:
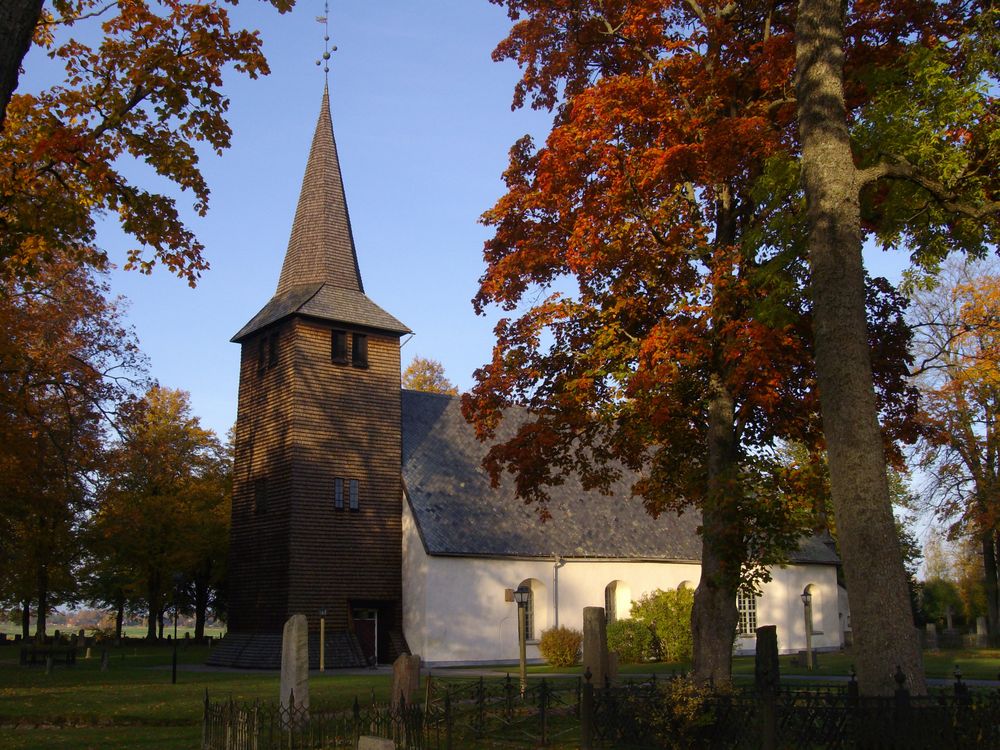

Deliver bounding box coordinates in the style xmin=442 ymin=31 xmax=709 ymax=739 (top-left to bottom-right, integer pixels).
xmin=0 ymin=258 xmax=143 ymax=639
xmin=795 ymin=0 xmax=996 ymax=693
xmin=909 ymin=258 xmax=1000 ymax=639
xmin=1 ymin=0 xmax=293 ymax=285
xmin=469 ymin=0 xmax=918 ymax=683
xmin=402 ymin=356 xmax=459 ymax=395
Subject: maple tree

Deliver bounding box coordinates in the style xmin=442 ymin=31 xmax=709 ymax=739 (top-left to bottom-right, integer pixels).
xmin=402 ymin=356 xmax=459 ymax=395
xmin=0 ymin=0 xmax=293 ymax=285
xmin=93 ymin=386 xmax=227 ymax=639
xmin=467 ymin=0 xmax=918 ymax=684
xmin=0 ymin=257 xmax=142 ymax=639
xmin=795 ymin=0 xmax=996 ymax=693
xmin=908 ymin=258 xmax=1000 ymax=639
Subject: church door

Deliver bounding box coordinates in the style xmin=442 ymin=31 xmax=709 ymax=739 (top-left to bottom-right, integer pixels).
xmin=353 ymin=608 xmax=378 ymax=664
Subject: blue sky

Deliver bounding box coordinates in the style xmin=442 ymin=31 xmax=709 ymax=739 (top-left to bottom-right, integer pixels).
xmin=74 ymin=1 xmax=555 ymax=438
xmin=27 ymin=0 xmax=910 ymax=441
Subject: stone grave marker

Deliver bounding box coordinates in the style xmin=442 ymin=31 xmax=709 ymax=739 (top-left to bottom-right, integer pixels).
xmin=391 ymin=653 xmax=421 ymax=710
xmin=280 ymin=613 xmax=310 ymax=722
xmin=582 ymin=607 xmax=610 ymax=687
xmin=976 ymin=616 xmax=988 ymax=647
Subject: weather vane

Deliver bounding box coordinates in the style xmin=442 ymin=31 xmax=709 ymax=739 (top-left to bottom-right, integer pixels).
xmin=315 ymin=0 xmax=337 ymax=76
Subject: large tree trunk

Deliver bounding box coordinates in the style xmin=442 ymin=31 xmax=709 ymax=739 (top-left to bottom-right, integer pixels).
xmin=982 ymin=528 xmax=1000 ymax=642
xmin=795 ymin=0 xmax=927 ymax=696
xmin=691 ymin=378 xmax=742 ymax=684
xmin=0 ymin=0 xmax=44 ymax=130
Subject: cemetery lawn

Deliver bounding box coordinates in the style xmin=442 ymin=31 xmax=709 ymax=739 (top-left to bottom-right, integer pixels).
xmin=0 ymin=642 xmax=391 ymax=750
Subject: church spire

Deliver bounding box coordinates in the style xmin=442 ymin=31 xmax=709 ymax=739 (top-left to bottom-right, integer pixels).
xmin=275 ymin=85 xmax=364 ymax=294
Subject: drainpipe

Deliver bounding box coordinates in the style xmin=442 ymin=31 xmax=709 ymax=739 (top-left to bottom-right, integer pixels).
xmin=553 ymin=556 xmax=566 ymax=628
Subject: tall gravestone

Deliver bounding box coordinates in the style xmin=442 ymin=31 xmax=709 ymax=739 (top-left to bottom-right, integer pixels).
xmin=925 ymin=623 xmax=939 ymax=651
xmin=976 ymin=616 xmax=988 ymax=647
xmin=391 ymin=653 xmax=421 ymax=710
xmin=280 ymin=614 xmax=310 ymax=720
xmin=582 ymin=607 xmax=610 ymax=687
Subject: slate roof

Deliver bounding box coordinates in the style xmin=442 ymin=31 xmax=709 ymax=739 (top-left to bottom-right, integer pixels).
xmin=401 ymin=389 xmax=839 ymax=565
xmin=232 ymin=85 xmax=409 ymax=342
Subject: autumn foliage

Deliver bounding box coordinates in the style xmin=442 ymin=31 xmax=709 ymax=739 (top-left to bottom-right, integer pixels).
xmin=465 ymin=0 xmax=926 ymax=683
xmin=1 ymin=0 xmax=293 ymax=284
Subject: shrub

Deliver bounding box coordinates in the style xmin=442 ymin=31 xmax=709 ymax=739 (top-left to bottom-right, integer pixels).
xmin=538 ymin=626 xmax=583 ymax=667
xmin=607 ymin=618 xmax=655 ymax=663
xmin=630 ymin=587 xmax=694 ymax=663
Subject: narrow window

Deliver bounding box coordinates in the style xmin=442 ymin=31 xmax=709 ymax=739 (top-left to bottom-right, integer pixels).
xmin=349 ymin=479 xmax=359 ymax=511
xmin=334 ymin=477 xmax=344 ymax=510
xmin=331 ymin=330 xmax=348 ymax=364
xmin=604 ymin=582 xmax=618 ymax=623
xmin=254 ymin=478 xmax=268 ymax=515
xmin=351 ymin=334 xmax=368 ymax=368
xmin=524 ymin=586 xmax=535 ymax=640
xmin=268 ymin=333 xmax=279 ymax=368
xmin=737 ymin=590 xmax=757 ymax=636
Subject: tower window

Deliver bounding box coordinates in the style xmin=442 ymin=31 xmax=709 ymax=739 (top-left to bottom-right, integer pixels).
xmin=349 ymin=479 xmax=359 ymax=510
xmin=352 ymin=334 xmax=368 ymax=368
xmin=254 ymin=478 xmax=268 ymax=515
xmin=331 ymin=330 xmax=348 ymax=364
xmin=334 ymin=477 xmax=344 ymax=510
xmin=268 ymin=333 xmax=279 ymax=368
xmin=257 ymin=337 xmax=267 ymax=374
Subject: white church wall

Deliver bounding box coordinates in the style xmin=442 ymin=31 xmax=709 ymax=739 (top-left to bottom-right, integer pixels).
xmin=405 ymin=545 xmax=843 ymax=665
xmin=737 ymin=564 xmax=843 ymax=655
xmin=401 ymin=498 xmax=429 ymax=657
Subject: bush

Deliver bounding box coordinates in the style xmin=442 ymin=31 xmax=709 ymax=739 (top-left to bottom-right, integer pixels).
xmin=631 ymin=587 xmax=694 ymax=663
xmin=538 ymin=626 xmax=583 ymax=667
xmin=607 ymin=618 xmax=655 ymax=663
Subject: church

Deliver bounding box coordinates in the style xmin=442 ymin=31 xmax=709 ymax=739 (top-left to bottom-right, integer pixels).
xmin=208 ymin=87 xmax=846 ymax=670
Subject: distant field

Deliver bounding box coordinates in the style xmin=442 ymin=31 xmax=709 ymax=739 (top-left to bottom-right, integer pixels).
xmin=0 ymin=622 xmax=226 ymax=640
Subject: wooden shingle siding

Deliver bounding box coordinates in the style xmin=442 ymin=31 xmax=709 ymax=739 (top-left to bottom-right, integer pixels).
xmin=287 ymin=318 xmax=402 ymax=632
xmin=229 ymin=321 xmax=297 ymax=633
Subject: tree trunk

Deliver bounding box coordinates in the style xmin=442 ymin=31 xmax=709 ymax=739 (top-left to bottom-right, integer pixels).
xmin=34 ymin=562 xmax=48 ymax=643
xmin=146 ymin=571 xmax=160 ymax=640
xmin=158 ymin=609 xmax=165 ymax=640
xmin=983 ymin=528 xmax=1000 ymax=641
xmin=795 ymin=0 xmax=927 ymax=696
xmin=0 ymin=0 xmax=44 ymax=130
xmin=194 ymin=570 xmax=210 ymax=642
xmin=115 ymin=592 xmax=125 ymax=642
xmin=691 ymin=378 xmax=742 ymax=685
xmin=21 ymin=598 xmax=30 ymax=639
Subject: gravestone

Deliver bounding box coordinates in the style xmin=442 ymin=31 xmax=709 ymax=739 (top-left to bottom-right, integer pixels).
xmin=976 ymin=616 xmax=988 ymax=647
xmin=358 ymin=738 xmax=394 ymax=750
xmin=925 ymin=623 xmax=939 ymax=651
xmin=754 ymin=625 xmax=780 ymax=693
xmin=100 ymin=648 xmax=109 ymax=672
xmin=391 ymin=653 xmax=421 ymax=710
xmin=280 ymin=613 xmax=309 ymax=720
xmin=582 ymin=607 xmax=610 ymax=687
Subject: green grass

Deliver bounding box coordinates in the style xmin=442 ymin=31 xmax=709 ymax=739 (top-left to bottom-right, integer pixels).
xmin=0 ymin=642 xmax=392 ymax=750
xmin=3 ymin=644 xmax=999 ymax=750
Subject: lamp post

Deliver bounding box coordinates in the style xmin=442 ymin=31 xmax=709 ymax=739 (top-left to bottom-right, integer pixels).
xmin=513 ymin=585 xmax=530 ymax=697
xmin=801 ymin=590 xmax=813 ymax=671
xmin=319 ymin=609 xmax=326 ymax=673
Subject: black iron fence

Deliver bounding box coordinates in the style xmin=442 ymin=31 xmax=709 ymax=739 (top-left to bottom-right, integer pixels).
xmin=203 ymin=671 xmax=1000 ymax=750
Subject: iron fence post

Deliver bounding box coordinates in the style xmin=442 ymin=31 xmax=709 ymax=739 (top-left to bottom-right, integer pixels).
xmin=505 ymin=673 xmax=514 ymax=719
xmin=539 ymin=678 xmax=548 ymax=746
xmin=581 ymin=668 xmax=594 ymax=750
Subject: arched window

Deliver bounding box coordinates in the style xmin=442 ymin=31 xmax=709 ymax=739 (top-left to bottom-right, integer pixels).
xmin=604 ymin=580 xmax=631 ymax=623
